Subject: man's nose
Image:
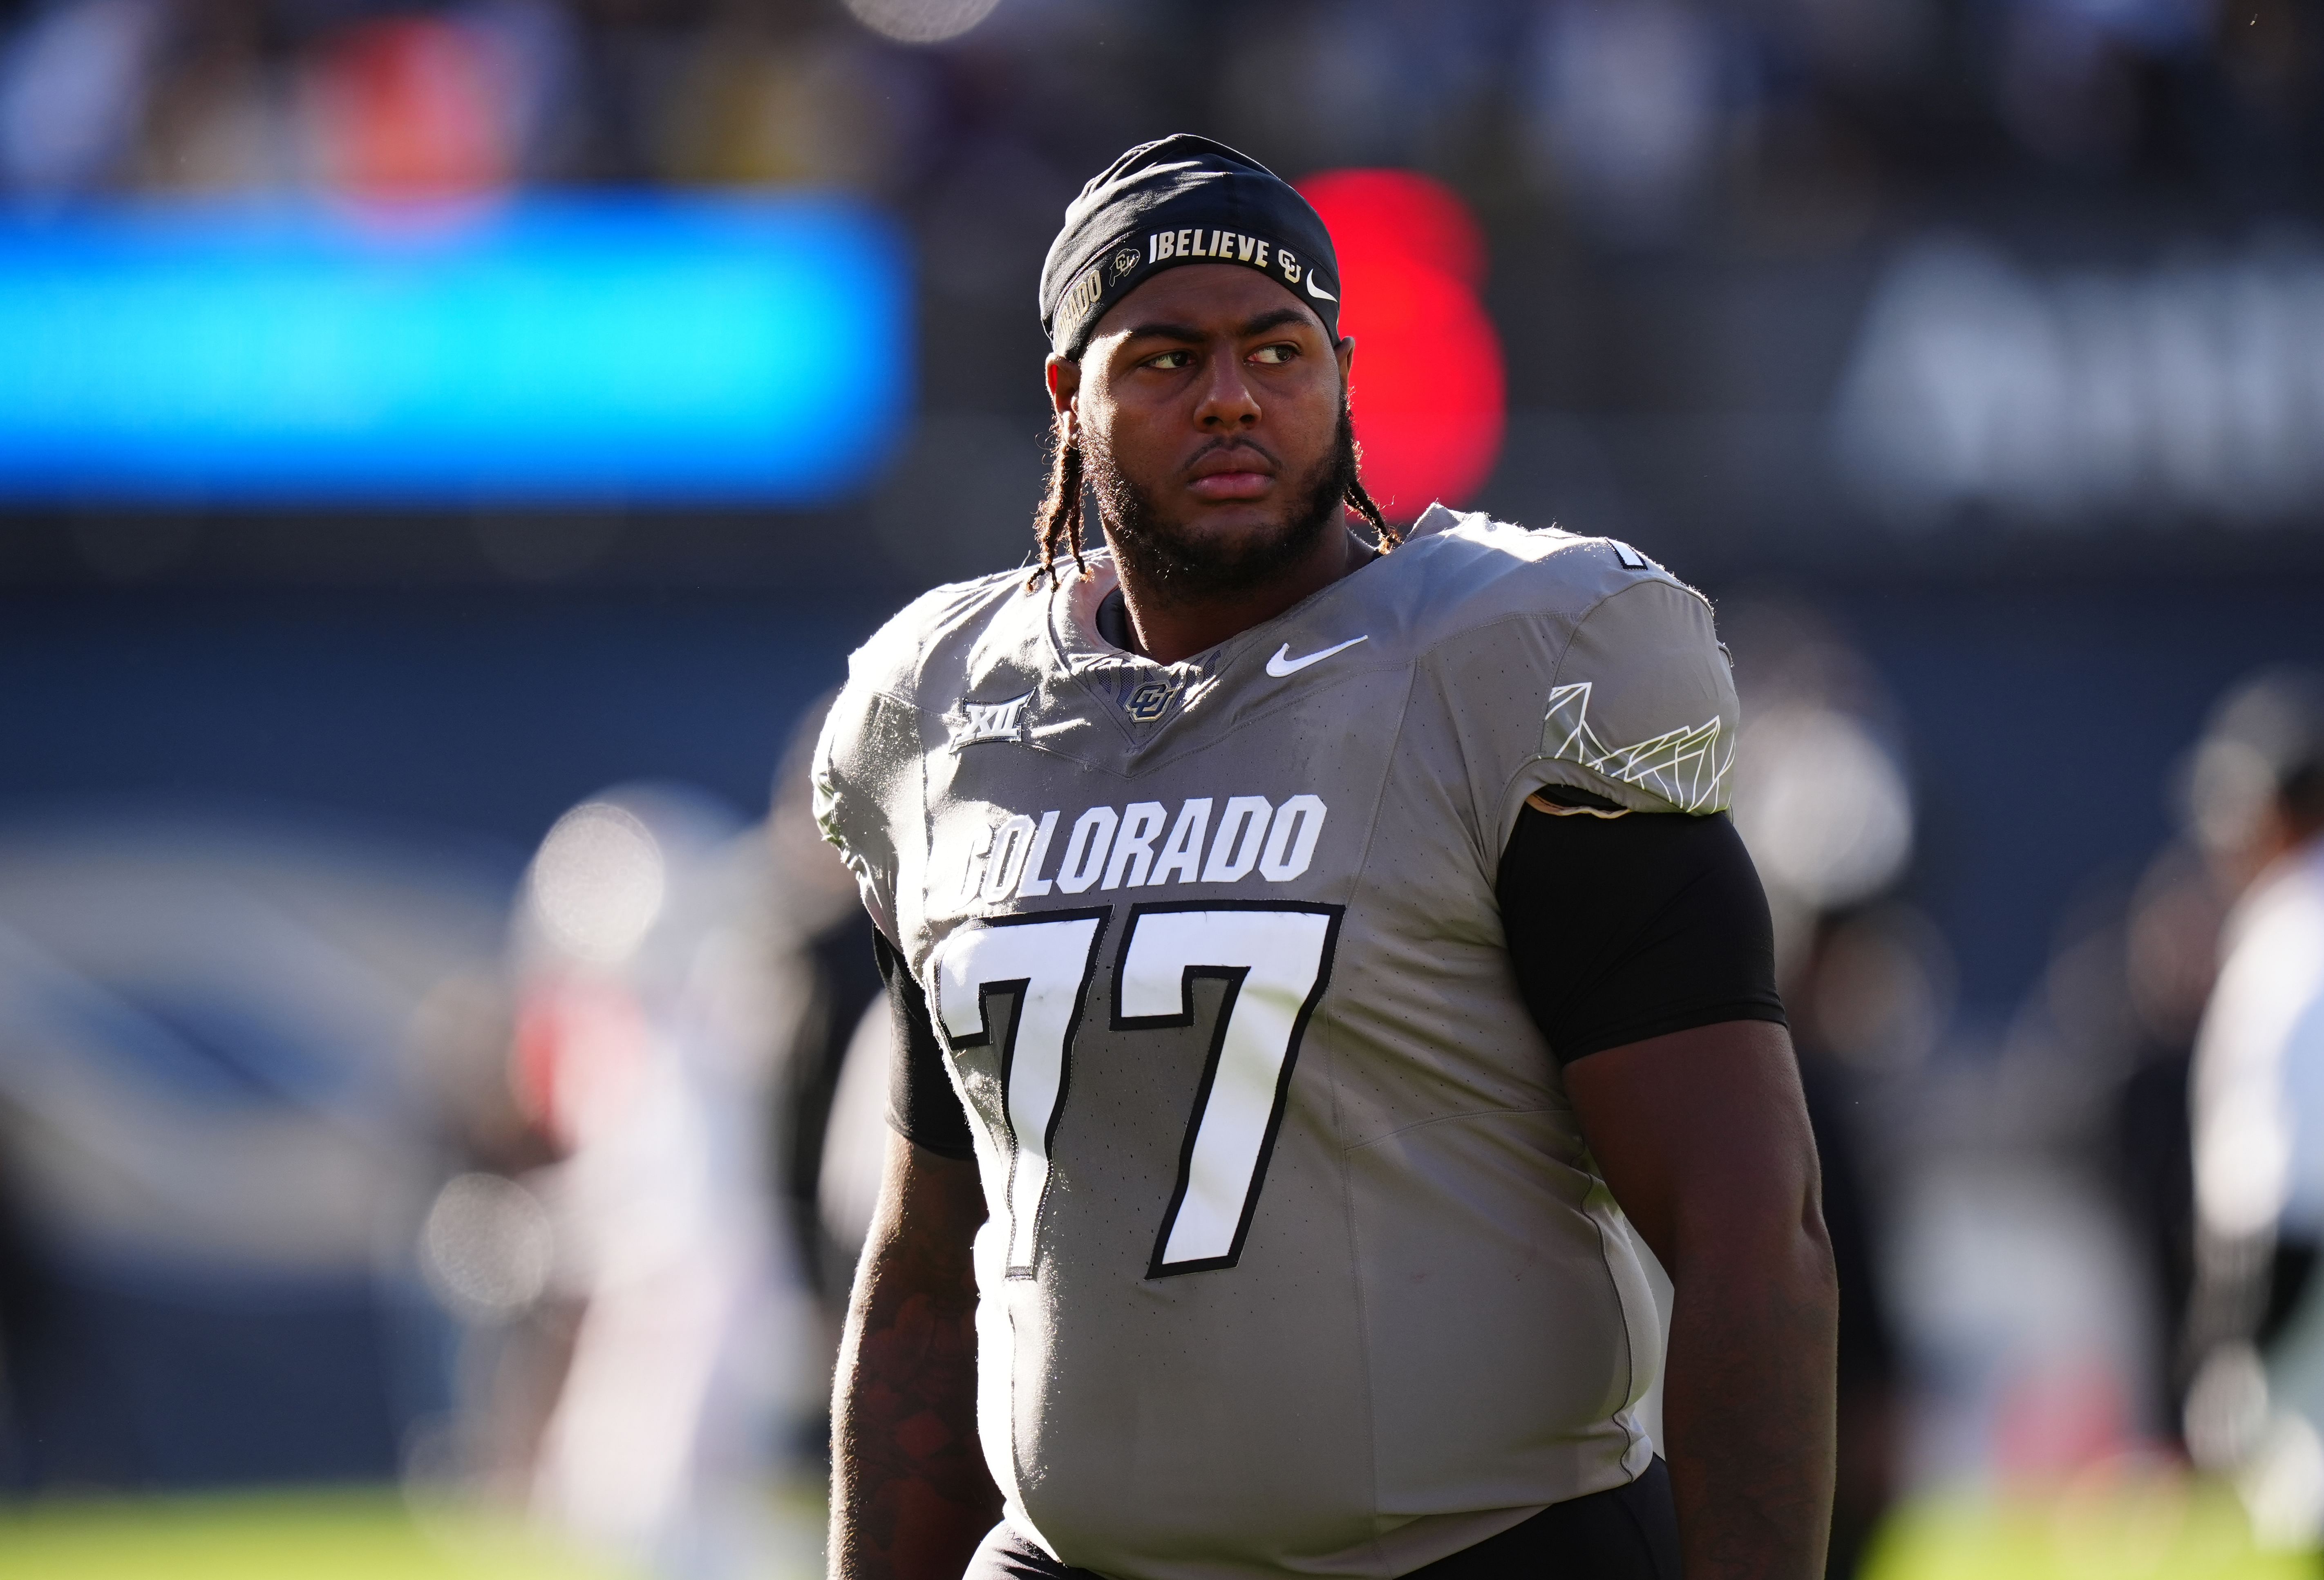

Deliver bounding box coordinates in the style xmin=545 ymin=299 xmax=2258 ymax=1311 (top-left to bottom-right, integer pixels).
xmin=1194 ymin=349 xmax=1260 ymax=429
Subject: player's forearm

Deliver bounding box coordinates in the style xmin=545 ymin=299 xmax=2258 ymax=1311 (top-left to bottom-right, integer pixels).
xmin=830 ymin=1136 xmax=1001 ymax=1580
xmin=1661 ymin=1211 xmax=1839 ymax=1580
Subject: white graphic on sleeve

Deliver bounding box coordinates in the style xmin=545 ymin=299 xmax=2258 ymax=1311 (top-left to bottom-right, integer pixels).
xmin=1116 ymin=905 xmax=1340 ymax=1275
xmin=958 ymin=794 xmax=1329 ymax=902
xmin=1264 ymin=635 xmax=1368 ymax=677
xmin=1541 ymin=681 xmax=1731 ymax=812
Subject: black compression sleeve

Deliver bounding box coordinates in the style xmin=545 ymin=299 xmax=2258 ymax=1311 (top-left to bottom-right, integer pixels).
xmin=873 ymin=929 xmax=976 ymax=1159
xmin=1496 ymin=802 xmax=1787 ymax=1064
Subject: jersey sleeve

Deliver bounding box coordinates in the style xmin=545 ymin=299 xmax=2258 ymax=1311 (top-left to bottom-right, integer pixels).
xmin=812 ymin=676 xmax=921 ymax=945
xmin=1529 ymin=573 xmax=1735 ymax=818
xmin=1423 ymin=560 xmax=1739 ymax=864
xmin=1496 ymin=801 xmax=1786 ymax=1062
xmin=822 ymin=676 xmax=977 ymax=1158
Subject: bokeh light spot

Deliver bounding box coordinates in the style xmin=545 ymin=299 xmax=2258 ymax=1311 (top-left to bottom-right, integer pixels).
xmin=421 ymin=1172 xmax=553 ymax=1321
xmin=843 ymin=0 xmax=1002 ymax=45
xmin=311 ymin=17 xmax=509 ymax=201
xmin=1734 ymin=707 xmax=1915 ymax=911
xmin=528 ymin=801 xmax=665 ymax=964
xmin=1299 ymin=170 xmax=1505 ymax=524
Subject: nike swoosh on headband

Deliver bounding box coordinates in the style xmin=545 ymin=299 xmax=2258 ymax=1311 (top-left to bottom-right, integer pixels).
xmin=1266 ymin=635 xmax=1368 ymax=677
xmin=1305 ymin=273 xmax=1337 ymax=302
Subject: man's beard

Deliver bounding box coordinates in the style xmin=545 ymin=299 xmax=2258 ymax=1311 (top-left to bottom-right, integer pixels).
xmin=1085 ymin=407 xmax=1359 ymax=603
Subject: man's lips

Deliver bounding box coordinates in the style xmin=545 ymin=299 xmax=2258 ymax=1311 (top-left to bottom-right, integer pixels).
xmin=1185 ymin=448 xmax=1275 ymax=501
xmin=1188 ymin=470 xmax=1272 ymax=500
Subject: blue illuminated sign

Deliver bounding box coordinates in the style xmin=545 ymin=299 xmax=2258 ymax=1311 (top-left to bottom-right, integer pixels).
xmin=0 ymin=196 xmax=910 ymax=503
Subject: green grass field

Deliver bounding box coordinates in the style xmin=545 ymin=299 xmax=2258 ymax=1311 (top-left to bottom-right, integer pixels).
xmin=0 ymin=1491 xmax=632 ymax=1580
xmin=0 ymin=1479 xmax=2312 ymax=1580
xmin=1863 ymin=1480 xmax=2316 ymax=1580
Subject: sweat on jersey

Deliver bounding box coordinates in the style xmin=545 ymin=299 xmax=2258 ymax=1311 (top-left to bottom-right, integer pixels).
xmin=813 ymin=505 xmax=1739 ymax=1580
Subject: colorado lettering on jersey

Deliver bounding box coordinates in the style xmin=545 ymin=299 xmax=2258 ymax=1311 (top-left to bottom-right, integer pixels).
xmin=960 ymin=793 xmax=1326 ymax=904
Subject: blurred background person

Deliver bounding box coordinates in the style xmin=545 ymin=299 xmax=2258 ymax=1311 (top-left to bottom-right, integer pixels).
xmin=2183 ymin=670 xmax=2324 ymax=1544
xmin=1725 ymin=597 xmax=1920 ymax=1579
xmin=450 ymin=779 xmax=829 ymax=1579
xmin=760 ymin=696 xmax=890 ymax=1334
xmin=431 ymin=697 xmax=884 ymax=1579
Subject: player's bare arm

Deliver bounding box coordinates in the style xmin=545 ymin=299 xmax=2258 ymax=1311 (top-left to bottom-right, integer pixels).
xmin=1499 ymin=789 xmax=1837 ymax=1578
xmin=830 ymin=1132 xmax=1000 ymax=1580
xmin=1568 ymin=1022 xmax=1840 ymax=1580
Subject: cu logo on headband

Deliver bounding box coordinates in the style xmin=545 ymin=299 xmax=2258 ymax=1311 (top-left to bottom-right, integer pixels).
xmin=1110 ymin=247 xmax=1141 ymax=283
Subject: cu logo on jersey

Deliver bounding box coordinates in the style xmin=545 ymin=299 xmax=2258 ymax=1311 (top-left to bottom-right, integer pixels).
xmin=1124 ymin=679 xmax=1177 ymax=723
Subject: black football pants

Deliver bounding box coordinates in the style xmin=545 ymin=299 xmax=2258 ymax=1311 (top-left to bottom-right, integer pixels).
xmin=965 ymin=1458 xmax=1680 ymax=1580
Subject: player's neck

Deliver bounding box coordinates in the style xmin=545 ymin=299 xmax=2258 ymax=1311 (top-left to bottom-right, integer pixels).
xmin=1107 ymin=528 xmax=1371 ymax=665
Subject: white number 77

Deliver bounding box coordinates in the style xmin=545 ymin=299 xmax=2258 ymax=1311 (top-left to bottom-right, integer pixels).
xmin=931 ymin=902 xmax=1341 ymax=1280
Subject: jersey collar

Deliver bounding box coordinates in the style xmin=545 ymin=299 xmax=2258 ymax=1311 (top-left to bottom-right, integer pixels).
xmin=1044 ymin=539 xmax=1394 ymax=747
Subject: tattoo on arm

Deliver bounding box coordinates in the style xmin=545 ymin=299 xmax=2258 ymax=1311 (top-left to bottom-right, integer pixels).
xmin=831 ymin=1136 xmax=1002 ymax=1580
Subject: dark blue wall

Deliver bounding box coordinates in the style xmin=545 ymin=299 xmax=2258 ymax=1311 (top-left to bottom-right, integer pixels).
xmin=0 ymin=587 xmax=896 ymax=855
xmin=5 ymin=573 xmax=2321 ymax=1021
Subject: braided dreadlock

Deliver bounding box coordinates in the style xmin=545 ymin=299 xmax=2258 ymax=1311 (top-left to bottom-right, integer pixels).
xmin=1029 ymin=409 xmax=1089 ymax=591
xmin=1029 ymin=409 xmax=1402 ymax=590
xmin=1342 ymin=428 xmax=1400 ymax=551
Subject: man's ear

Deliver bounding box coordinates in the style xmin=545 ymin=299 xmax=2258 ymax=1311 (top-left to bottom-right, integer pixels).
xmin=1335 ymin=335 xmax=1356 ymax=386
xmin=1046 ymin=354 xmax=1082 ymax=425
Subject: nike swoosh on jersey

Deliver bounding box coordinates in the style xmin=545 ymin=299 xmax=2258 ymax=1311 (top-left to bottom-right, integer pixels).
xmin=1265 ymin=635 xmax=1367 ymax=676
xmin=1305 ymin=273 xmax=1337 ymax=302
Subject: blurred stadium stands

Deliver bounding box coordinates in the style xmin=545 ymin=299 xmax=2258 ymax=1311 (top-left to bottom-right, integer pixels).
xmin=5 ymin=0 xmax=2324 ymax=1575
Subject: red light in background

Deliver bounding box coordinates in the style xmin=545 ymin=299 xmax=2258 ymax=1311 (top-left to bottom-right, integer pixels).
xmin=310 ymin=17 xmax=510 ymax=201
xmin=1299 ymin=170 xmax=1505 ymax=525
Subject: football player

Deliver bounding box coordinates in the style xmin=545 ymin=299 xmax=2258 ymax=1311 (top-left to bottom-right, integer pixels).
xmin=816 ymin=136 xmax=1836 ymax=1580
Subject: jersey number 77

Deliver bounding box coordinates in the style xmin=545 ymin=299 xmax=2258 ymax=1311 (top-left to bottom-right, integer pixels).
xmin=930 ymin=902 xmax=1344 ymax=1280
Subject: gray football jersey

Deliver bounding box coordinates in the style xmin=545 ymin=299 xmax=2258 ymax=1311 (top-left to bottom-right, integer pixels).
xmin=814 ymin=506 xmax=1738 ymax=1580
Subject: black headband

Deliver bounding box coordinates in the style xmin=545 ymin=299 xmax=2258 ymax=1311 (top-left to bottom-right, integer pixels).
xmin=1038 ymin=134 xmax=1342 ymax=359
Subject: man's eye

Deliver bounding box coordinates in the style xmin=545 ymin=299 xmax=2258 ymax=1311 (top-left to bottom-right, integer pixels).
xmin=1147 ymin=350 xmax=1193 ymax=370
xmin=1249 ymin=343 xmax=1297 ymax=365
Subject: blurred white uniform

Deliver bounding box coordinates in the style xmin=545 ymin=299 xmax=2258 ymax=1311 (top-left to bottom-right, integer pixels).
xmin=2195 ymin=841 xmax=2324 ymax=1249
xmin=517 ymin=787 xmax=823 ymax=1580
xmin=2195 ymin=839 xmax=2324 ymax=1461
